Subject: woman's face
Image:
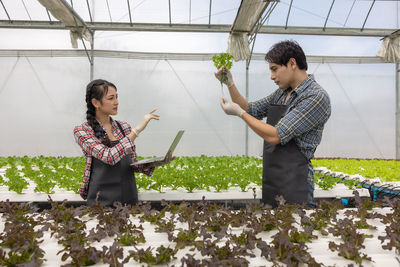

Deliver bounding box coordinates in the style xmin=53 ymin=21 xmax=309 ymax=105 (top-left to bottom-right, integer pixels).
xmin=93 ymin=86 xmax=118 ymax=116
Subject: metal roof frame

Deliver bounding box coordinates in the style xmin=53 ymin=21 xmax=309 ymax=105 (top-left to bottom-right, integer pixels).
xmin=0 ymin=20 xmax=394 ymax=37
xmin=0 ymin=49 xmax=386 ymax=64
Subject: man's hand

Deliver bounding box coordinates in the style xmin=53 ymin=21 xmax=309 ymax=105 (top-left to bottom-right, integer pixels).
xmin=214 ymin=66 xmax=234 ymax=87
xmin=220 ymin=97 xmax=245 ymax=117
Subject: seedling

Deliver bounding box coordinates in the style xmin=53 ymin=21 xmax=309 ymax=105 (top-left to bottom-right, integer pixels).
xmin=212 ymin=53 xmax=234 ymax=95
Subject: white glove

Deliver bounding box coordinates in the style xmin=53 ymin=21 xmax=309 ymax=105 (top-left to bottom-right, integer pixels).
xmin=214 ymin=66 xmax=234 ymax=87
xmin=134 ymin=108 xmax=160 ymax=135
xmin=220 ymin=97 xmax=245 ymax=117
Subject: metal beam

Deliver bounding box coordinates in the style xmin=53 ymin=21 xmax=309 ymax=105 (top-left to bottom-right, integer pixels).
xmin=105 ymin=0 xmax=112 ymax=22
xmin=304 ymin=55 xmax=386 ymax=64
xmin=90 ymin=31 xmax=94 ymax=80
xmin=0 ymin=0 xmax=11 ymax=21
xmin=86 ymin=0 xmax=93 ymax=23
xmin=21 ymin=0 xmax=32 ymax=21
xmin=0 ymin=49 xmax=388 ymax=63
xmin=46 ymin=9 xmax=52 ymax=22
xmin=285 ymin=0 xmax=293 ymax=29
xmin=259 ymin=25 xmax=391 ymax=37
xmin=396 ymin=63 xmax=400 ymax=159
xmin=57 ymin=0 xmax=93 ymax=35
xmin=361 ymin=0 xmax=375 ymax=31
xmin=208 ymin=0 xmax=212 ymax=25
xmin=323 ymin=0 xmax=335 ymax=31
xmin=245 ymin=65 xmax=249 ymax=156
xmin=168 ymin=0 xmax=171 ymax=25
xmin=344 ymin=0 xmax=356 ymax=27
xmin=0 ymin=20 xmax=394 ymax=37
xmin=81 ymin=37 xmax=92 ymax=64
xmin=126 ymin=0 xmax=132 ymax=25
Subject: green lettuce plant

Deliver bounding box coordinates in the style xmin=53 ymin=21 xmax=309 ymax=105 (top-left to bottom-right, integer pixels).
xmin=212 ymin=52 xmax=234 ymax=85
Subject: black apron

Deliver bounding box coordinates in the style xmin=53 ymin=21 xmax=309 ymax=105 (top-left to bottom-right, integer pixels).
xmin=87 ymin=122 xmax=138 ymax=207
xmin=262 ymin=104 xmax=309 ymax=207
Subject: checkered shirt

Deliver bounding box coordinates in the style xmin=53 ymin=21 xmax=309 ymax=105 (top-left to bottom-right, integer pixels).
xmin=73 ymin=118 xmax=154 ymax=199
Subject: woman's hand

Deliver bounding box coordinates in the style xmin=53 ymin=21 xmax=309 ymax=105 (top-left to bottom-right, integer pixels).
xmin=159 ymin=153 xmax=175 ymax=166
xmin=134 ymin=109 xmax=160 ymax=135
xmin=143 ymin=108 xmax=160 ymax=123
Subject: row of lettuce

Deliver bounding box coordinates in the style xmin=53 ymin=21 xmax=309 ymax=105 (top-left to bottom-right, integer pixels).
xmin=0 ymin=156 xmax=398 ymax=194
xmin=0 ymin=195 xmax=399 ymax=266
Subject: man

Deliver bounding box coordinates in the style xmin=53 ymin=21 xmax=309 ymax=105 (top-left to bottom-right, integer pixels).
xmin=215 ymin=40 xmax=331 ymax=207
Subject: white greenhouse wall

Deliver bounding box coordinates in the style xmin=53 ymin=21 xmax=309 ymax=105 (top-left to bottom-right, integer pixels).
xmin=0 ymin=57 xmax=395 ymax=159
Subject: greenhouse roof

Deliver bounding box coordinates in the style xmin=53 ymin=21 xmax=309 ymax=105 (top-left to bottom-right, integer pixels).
xmin=0 ymin=0 xmax=398 ymax=57
xmin=0 ymin=0 xmax=397 ymax=30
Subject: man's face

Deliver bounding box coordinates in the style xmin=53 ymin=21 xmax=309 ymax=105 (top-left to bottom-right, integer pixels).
xmin=268 ymin=61 xmax=294 ymax=90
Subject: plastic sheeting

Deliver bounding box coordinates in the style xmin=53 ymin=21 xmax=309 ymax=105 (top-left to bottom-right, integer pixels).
xmin=37 ymin=0 xmax=92 ymax=48
xmin=377 ymin=35 xmax=400 ymax=63
xmin=227 ymin=33 xmax=251 ymax=61
xmin=228 ymin=0 xmax=270 ymax=61
xmin=0 ymin=57 xmax=396 ymax=159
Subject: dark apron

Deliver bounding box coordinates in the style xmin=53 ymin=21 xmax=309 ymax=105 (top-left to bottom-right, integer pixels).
xmin=87 ymin=122 xmax=138 ymax=207
xmin=262 ymin=104 xmax=309 ymax=207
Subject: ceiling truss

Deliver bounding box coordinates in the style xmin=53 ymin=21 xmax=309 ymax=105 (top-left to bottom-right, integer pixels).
xmin=0 ymin=20 xmax=394 ymax=37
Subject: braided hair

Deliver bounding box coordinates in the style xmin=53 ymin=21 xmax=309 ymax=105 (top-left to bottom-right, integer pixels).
xmin=85 ymin=79 xmax=117 ymax=147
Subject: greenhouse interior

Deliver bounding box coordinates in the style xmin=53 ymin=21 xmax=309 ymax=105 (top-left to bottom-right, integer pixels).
xmin=0 ymin=0 xmax=399 ymax=266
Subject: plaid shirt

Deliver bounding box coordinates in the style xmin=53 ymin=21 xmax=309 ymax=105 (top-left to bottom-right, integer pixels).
xmin=248 ymin=75 xmax=331 ymax=201
xmin=73 ymin=118 xmax=154 ymax=199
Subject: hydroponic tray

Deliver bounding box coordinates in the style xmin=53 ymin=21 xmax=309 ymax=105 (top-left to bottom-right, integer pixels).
xmin=0 ymin=185 xmax=370 ymax=203
xmin=0 ymin=203 xmax=398 ymax=266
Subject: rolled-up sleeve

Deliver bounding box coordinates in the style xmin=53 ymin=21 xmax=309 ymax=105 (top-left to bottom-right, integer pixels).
xmin=275 ymin=91 xmax=331 ymax=145
xmin=247 ymin=92 xmax=277 ymax=120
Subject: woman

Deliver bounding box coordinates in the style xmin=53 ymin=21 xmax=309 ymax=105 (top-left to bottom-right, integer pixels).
xmin=73 ymin=79 xmax=170 ymax=207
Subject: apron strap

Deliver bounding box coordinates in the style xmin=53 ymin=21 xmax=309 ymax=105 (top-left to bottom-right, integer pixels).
xmin=115 ymin=120 xmax=126 ymax=137
xmin=89 ymin=120 xmax=125 ymax=172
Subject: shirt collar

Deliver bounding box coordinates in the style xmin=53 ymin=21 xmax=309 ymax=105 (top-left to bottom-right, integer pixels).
xmin=283 ymin=74 xmax=315 ymax=96
xmin=96 ymin=116 xmax=115 ymax=128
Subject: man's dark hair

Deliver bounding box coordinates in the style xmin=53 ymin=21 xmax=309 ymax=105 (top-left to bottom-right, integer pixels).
xmin=265 ymin=40 xmax=308 ymax=70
